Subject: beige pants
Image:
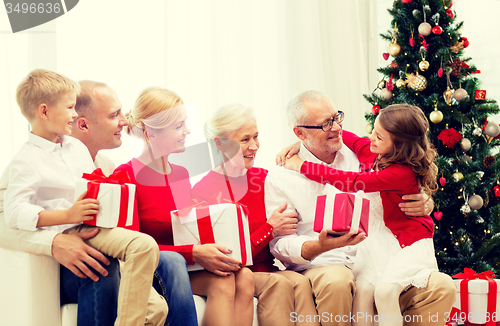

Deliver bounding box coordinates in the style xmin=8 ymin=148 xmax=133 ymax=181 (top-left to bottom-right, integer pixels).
xmin=301 ymin=265 xmax=456 ymax=326
xmin=254 ymin=270 xmax=320 ymax=326
xmin=67 ymin=225 xmax=166 ymax=326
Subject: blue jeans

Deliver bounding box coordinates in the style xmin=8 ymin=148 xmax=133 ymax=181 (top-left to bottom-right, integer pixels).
xmin=153 ymin=251 xmax=198 ymax=326
xmin=60 ymin=256 xmax=120 ymax=326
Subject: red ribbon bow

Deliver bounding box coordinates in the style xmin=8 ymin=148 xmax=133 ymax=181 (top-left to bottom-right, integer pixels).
xmin=81 ymin=168 xmax=132 ymax=227
xmin=82 ymin=168 xmax=132 ymax=185
xmin=452 ymin=268 xmax=497 ymax=326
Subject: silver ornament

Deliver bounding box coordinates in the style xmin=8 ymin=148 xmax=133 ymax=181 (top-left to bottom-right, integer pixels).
xmin=472 ymin=127 xmax=482 ymax=136
xmin=462 ymin=154 xmax=473 ymax=163
xmin=460 ymin=138 xmax=471 ymax=151
xmin=477 ymin=171 xmax=484 ymax=178
xmin=380 ymin=88 xmax=393 ymax=100
xmin=460 ymin=204 xmax=471 ymax=214
xmin=468 ymin=195 xmax=484 ymax=210
xmin=484 ymin=122 xmax=500 ymax=137
xmin=477 ymin=216 xmax=485 ymax=223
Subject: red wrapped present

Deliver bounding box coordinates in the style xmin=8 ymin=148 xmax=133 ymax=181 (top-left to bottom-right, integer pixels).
xmin=314 ymin=192 xmax=369 ymax=236
xmin=475 ymin=90 xmax=487 ymax=100
xmin=74 ymin=168 xmax=135 ymax=228
xmin=452 ymin=268 xmax=500 ymax=326
xmin=171 ymin=202 xmax=252 ymax=271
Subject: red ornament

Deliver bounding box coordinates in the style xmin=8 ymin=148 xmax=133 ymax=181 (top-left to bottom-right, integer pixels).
xmin=461 ymin=37 xmax=469 ymax=48
xmin=492 ymin=184 xmax=500 ymax=200
xmin=433 ymin=212 xmax=443 ymax=220
xmin=372 ymin=105 xmax=381 ymax=115
xmin=438 ymin=68 xmax=444 ymax=77
xmin=390 ymin=61 xmax=399 ymax=69
xmin=432 ymin=26 xmax=443 ymax=35
xmin=446 ymin=9 xmax=455 ymax=19
xmin=383 ymin=53 xmax=390 ymax=61
xmin=475 ymin=90 xmax=486 ymax=100
xmin=437 ymin=128 xmax=463 ymax=149
xmin=402 ymin=0 xmax=412 ymax=3
xmin=439 ymin=177 xmax=446 ymax=187
xmin=410 ymin=38 xmax=415 ymax=47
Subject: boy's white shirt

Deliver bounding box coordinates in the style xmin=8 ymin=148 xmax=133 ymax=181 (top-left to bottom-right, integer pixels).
xmin=0 ymin=134 xmax=115 ymax=256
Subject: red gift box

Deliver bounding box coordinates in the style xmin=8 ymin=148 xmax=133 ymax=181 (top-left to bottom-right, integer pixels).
xmin=171 ymin=202 xmax=253 ymax=271
xmin=74 ymin=169 xmax=135 ymax=228
xmin=452 ymin=268 xmax=500 ymax=326
xmin=314 ymin=192 xmax=369 ymax=236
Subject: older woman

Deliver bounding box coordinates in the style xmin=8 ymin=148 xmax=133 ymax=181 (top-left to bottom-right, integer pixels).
xmin=190 ymin=103 xmax=320 ymax=326
xmin=115 ymin=88 xmax=254 ymax=326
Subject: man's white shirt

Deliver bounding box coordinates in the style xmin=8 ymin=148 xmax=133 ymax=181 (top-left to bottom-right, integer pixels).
xmin=265 ymin=142 xmax=362 ymax=271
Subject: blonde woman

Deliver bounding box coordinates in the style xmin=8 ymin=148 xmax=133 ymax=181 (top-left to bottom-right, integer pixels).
xmin=191 ymin=103 xmax=320 ymax=326
xmin=115 ymin=88 xmax=254 ymax=326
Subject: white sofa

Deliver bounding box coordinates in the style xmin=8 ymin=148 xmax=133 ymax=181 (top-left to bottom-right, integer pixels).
xmin=0 ymin=247 xmax=259 ymax=326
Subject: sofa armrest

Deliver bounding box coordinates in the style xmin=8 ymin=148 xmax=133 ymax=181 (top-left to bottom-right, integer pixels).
xmin=0 ymin=247 xmax=61 ymax=326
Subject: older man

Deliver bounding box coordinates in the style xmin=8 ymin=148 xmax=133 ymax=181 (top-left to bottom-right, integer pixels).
xmin=266 ymin=90 xmax=456 ymax=326
xmin=0 ymin=81 xmax=173 ymax=326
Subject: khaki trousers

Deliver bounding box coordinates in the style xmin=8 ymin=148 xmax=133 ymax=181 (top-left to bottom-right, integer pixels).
xmin=254 ymin=270 xmax=319 ymax=326
xmin=67 ymin=225 xmax=166 ymax=326
xmin=301 ymin=265 xmax=456 ymax=326
xmin=302 ymin=265 xmax=355 ymax=326
xmin=399 ymin=272 xmax=456 ymax=326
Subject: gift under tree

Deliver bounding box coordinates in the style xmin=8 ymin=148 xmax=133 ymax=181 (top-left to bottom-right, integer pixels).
xmin=364 ymin=0 xmax=500 ymax=276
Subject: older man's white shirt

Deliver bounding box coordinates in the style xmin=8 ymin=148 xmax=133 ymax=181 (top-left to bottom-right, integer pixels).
xmin=265 ymin=142 xmax=362 ymax=271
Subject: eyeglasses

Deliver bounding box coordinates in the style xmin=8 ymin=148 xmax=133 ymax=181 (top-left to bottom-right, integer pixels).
xmin=296 ymin=111 xmax=344 ymax=132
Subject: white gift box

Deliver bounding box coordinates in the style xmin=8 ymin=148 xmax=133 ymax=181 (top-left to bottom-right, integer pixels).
xmin=171 ymin=203 xmax=253 ymax=271
xmin=453 ymin=279 xmax=500 ymax=324
xmin=74 ymin=179 xmax=135 ymax=228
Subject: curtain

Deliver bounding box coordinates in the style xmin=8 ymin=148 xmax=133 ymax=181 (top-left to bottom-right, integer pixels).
xmin=1 ymin=0 xmax=379 ymax=172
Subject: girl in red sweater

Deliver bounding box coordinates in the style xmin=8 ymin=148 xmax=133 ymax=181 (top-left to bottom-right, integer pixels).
xmin=283 ymin=104 xmax=439 ymax=326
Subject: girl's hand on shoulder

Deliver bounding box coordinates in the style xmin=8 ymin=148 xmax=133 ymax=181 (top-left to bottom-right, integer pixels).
xmin=192 ymin=244 xmax=241 ymax=276
xmin=283 ymin=155 xmax=304 ymax=172
xmin=268 ymin=203 xmax=299 ymax=237
xmin=276 ymin=141 xmax=301 ymax=166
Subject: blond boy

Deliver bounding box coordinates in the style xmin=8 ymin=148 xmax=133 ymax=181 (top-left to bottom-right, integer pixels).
xmin=2 ymin=69 xmax=164 ymax=326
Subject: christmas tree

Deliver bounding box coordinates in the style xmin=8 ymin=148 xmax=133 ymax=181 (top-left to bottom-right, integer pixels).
xmin=364 ymin=0 xmax=500 ymax=275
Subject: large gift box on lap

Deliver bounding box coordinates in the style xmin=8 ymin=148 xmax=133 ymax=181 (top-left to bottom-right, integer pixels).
xmin=74 ymin=169 xmax=135 ymax=228
xmin=172 ymin=202 xmax=253 ymax=271
xmin=452 ymin=268 xmax=500 ymax=326
xmin=314 ymin=189 xmax=369 ymax=236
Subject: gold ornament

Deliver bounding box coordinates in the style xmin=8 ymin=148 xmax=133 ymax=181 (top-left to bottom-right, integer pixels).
xmin=419 ymin=60 xmax=430 ymax=71
xmin=450 ymin=40 xmax=465 ymax=53
xmin=388 ymin=43 xmax=401 ymax=56
xmin=443 ymin=89 xmax=454 ymax=105
xmin=365 ymin=124 xmax=373 ymax=134
xmin=378 ymin=80 xmax=386 ymax=89
xmin=395 ymin=79 xmax=406 ymax=89
xmin=407 ymin=73 xmax=427 ymax=92
xmin=429 ymin=110 xmax=443 ymax=123
xmin=452 ymin=171 xmax=464 ymax=182
xmin=460 ymin=138 xmax=471 ymax=151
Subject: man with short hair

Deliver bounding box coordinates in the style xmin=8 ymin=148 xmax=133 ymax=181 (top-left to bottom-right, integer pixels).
xmin=266 ymin=90 xmax=456 ymax=326
xmin=0 ymin=80 xmax=169 ymax=326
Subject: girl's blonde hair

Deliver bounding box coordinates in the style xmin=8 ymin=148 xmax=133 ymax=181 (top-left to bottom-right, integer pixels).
xmin=126 ymin=87 xmax=183 ymax=138
xmin=376 ymin=104 xmax=438 ymax=196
